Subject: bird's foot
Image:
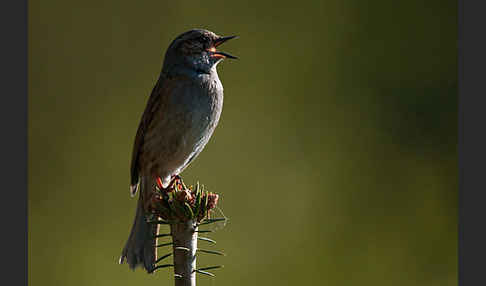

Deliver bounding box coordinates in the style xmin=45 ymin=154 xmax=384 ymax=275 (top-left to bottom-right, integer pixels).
xmin=155 ymin=177 xmax=165 ymax=190
xmin=156 ymin=175 xmax=183 ymax=192
xmin=171 ymin=175 xmax=183 ymax=190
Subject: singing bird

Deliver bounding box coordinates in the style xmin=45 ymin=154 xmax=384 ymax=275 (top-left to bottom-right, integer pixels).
xmin=119 ymin=29 xmax=237 ymax=272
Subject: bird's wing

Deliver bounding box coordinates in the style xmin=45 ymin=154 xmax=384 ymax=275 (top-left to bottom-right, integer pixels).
xmin=129 ymin=77 xmax=164 ymax=196
xmin=129 ymin=74 xmax=193 ymax=196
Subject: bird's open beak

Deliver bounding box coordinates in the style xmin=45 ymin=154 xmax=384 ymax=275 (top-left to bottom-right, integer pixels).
xmin=209 ymin=35 xmax=238 ymax=59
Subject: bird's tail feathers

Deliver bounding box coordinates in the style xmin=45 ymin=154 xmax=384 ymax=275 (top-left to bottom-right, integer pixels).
xmin=120 ymin=177 xmax=158 ymax=273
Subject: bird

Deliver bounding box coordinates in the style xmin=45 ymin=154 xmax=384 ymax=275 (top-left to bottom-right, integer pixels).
xmin=118 ymin=29 xmax=237 ymax=273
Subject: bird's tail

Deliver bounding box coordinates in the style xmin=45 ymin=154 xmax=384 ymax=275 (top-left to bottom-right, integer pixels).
xmin=119 ymin=177 xmax=158 ymax=273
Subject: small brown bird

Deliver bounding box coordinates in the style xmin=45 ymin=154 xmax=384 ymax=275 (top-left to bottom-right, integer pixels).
xmin=119 ymin=29 xmax=237 ymax=272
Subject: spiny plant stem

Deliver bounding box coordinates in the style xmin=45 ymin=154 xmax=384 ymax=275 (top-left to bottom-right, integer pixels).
xmin=148 ymin=178 xmax=224 ymax=285
xmin=171 ymin=220 xmax=198 ymax=286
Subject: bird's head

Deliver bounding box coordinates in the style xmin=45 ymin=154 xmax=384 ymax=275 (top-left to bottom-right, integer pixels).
xmin=162 ymin=29 xmax=237 ymax=75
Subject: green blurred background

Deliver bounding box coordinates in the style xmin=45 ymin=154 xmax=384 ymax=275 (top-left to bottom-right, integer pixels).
xmin=29 ymin=0 xmax=457 ymax=285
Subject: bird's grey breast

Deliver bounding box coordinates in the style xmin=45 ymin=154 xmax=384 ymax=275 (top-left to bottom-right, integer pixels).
xmin=169 ymin=72 xmax=223 ymax=142
xmin=158 ymin=71 xmax=223 ymax=174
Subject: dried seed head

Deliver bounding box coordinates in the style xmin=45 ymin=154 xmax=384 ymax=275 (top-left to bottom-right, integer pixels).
xmin=176 ymin=189 xmax=194 ymax=204
xmin=207 ymin=193 xmax=219 ymax=210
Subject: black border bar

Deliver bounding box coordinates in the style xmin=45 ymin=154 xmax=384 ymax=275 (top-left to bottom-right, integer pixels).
xmin=459 ymin=1 xmax=486 ymax=286
xmin=0 ymin=0 xmax=28 ymax=284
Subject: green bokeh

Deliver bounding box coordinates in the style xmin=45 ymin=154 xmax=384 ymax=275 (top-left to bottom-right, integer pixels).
xmin=29 ymin=1 xmax=457 ymax=285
